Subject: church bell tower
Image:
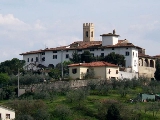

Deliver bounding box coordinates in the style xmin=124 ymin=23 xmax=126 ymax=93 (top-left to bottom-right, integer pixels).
xmin=83 ymin=23 xmax=94 ymax=42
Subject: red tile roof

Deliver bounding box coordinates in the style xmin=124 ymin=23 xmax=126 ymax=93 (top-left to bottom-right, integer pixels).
xmin=68 ymin=61 xmax=118 ymax=67
xmin=20 ymin=50 xmax=43 ymax=55
xmin=138 ymin=53 xmax=156 ymax=59
xmin=20 ymin=39 xmax=141 ymax=55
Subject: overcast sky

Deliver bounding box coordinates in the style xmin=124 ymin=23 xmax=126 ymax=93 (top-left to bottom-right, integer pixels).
xmin=0 ymin=0 xmax=159 ymax=62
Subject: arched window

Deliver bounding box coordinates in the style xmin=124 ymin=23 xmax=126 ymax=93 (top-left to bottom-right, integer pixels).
xmin=86 ymin=31 xmax=88 ymax=37
xmin=150 ymin=60 xmax=154 ymax=68
xmin=91 ymin=31 xmax=93 ymax=37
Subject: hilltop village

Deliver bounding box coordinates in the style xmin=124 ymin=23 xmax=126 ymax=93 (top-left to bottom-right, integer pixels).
xmin=1 ymin=23 xmax=160 ymax=120
xmin=20 ymin=23 xmax=156 ymax=80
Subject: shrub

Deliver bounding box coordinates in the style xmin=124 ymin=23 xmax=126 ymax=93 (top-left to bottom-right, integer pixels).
xmin=52 ymin=104 xmax=72 ymax=120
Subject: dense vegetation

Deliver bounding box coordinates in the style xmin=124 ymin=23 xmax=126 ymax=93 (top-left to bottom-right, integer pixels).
xmin=0 ymin=57 xmax=160 ymax=119
xmin=1 ymin=78 xmax=160 ymax=120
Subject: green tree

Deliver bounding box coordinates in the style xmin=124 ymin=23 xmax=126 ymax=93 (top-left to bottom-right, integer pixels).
xmin=0 ymin=73 xmax=10 ymax=86
xmin=106 ymin=104 xmax=121 ymax=120
xmin=48 ymin=68 xmax=61 ymax=79
xmin=70 ymin=51 xmax=81 ymax=63
xmin=55 ymin=61 xmax=73 ymax=77
xmin=81 ymin=51 xmax=96 ymax=63
xmin=0 ymin=58 xmax=25 ymax=75
xmin=103 ymin=52 xmax=125 ymax=66
xmin=155 ymin=59 xmax=160 ymax=81
xmin=84 ymin=67 xmax=95 ymax=79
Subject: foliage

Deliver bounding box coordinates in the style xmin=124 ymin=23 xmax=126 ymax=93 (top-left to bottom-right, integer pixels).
xmin=0 ymin=86 xmax=16 ymax=100
xmin=84 ymin=67 xmax=95 ymax=79
xmin=81 ymin=51 xmax=96 ymax=63
xmin=9 ymin=74 xmax=49 ymax=86
xmin=9 ymin=100 xmax=49 ymax=120
xmin=48 ymin=68 xmax=61 ymax=79
xmin=55 ymin=61 xmax=73 ymax=77
xmin=0 ymin=73 xmax=10 ymax=86
xmin=66 ymin=88 xmax=89 ymax=106
xmin=0 ymin=58 xmax=25 ymax=75
xmin=51 ymin=104 xmax=72 ymax=120
xmin=3 ymin=78 xmax=160 ymax=119
xmin=70 ymin=51 xmax=96 ymax=63
xmin=103 ymin=52 xmax=125 ymax=66
xmin=155 ymin=59 xmax=160 ymax=81
xmin=106 ymin=104 xmax=121 ymax=120
xmin=70 ymin=51 xmax=81 ymax=63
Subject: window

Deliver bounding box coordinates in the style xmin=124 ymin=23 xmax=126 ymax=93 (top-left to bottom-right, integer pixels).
xmin=108 ymin=69 xmax=111 ymax=74
xmin=53 ymin=55 xmax=57 ymax=59
xmin=31 ymin=58 xmax=33 ymax=62
xmin=87 ymin=69 xmax=89 ymax=72
xmin=91 ymin=31 xmax=93 ymax=37
xmin=66 ymin=50 xmax=68 ymax=52
xmin=116 ymin=70 xmax=118 ymax=74
xmin=0 ymin=113 xmax=1 ymax=119
xmin=125 ymin=51 xmax=130 ymax=56
xmin=133 ymin=52 xmax=134 ymax=57
xmin=86 ymin=31 xmax=88 ymax=37
xmin=53 ymin=51 xmax=57 ymax=53
xmin=36 ymin=57 xmax=38 ymax=62
xmin=112 ymin=48 xmax=114 ymax=50
xmin=27 ymin=58 xmax=29 ymax=62
xmin=78 ymin=49 xmax=82 ymax=52
xmin=42 ymin=52 xmax=45 ymax=55
xmin=134 ymin=60 xmax=136 ymax=66
xmin=101 ymin=53 xmax=104 ymax=57
xmin=42 ymin=57 xmax=45 ymax=61
xmin=101 ymin=49 xmax=104 ymax=51
xmin=126 ymin=48 xmax=128 ymax=49
xmin=66 ymin=54 xmax=69 ymax=58
xmin=72 ymin=68 xmax=77 ymax=74
xmin=90 ymin=49 xmax=94 ymax=51
xmin=136 ymin=53 xmax=137 ymax=57
xmin=6 ymin=114 xmax=10 ymax=119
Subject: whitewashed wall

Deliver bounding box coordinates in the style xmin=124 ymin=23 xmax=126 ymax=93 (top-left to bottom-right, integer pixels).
xmin=0 ymin=106 xmax=15 ymax=120
xmin=22 ymin=46 xmax=139 ymax=73
xmin=119 ymin=71 xmax=138 ymax=80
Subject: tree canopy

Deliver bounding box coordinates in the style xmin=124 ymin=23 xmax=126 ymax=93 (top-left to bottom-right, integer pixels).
xmin=0 ymin=73 xmax=10 ymax=85
xmin=155 ymin=59 xmax=160 ymax=81
xmin=0 ymin=58 xmax=25 ymax=75
xmin=103 ymin=52 xmax=125 ymax=66
xmin=106 ymin=104 xmax=121 ymax=120
xmin=70 ymin=51 xmax=81 ymax=63
xmin=81 ymin=51 xmax=95 ymax=63
xmin=70 ymin=50 xmax=96 ymax=63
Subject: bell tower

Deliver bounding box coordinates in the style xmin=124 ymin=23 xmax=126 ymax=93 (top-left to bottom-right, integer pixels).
xmin=83 ymin=23 xmax=94 ymax=42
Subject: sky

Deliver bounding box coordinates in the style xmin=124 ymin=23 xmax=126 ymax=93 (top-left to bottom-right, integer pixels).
xmin=0 ymin=0 xmax=159 ymax=62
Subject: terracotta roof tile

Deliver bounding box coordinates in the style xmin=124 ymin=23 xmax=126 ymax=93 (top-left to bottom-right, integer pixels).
xmin=20 ymin=49 xmax=43 ymax=55
xmin=20 ymin=40 xmax=141 ymax=55
xmin=138 ymin=53 xmax=156 ymax=59
xmin=68 ymin=61 xmax=118 ymax=67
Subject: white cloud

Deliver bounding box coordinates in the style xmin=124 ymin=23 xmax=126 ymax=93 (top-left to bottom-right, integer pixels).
xmin=0 ymin=14 xmax=31 ymax=31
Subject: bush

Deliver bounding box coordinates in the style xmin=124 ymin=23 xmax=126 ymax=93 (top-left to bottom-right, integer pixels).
xmin=52 ymin=104 xmax=72 ymax=120
xmin=106 ymin=104 xmax=122 ymax=120
xmin=66 ymin=88 xmax=89 ymax=105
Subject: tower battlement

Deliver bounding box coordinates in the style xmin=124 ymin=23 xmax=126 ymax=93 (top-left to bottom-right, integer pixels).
xmin=83 ymin=23 xmax=94 ymax=42
xmin=83 ymin=23 xmax=94 ymax=27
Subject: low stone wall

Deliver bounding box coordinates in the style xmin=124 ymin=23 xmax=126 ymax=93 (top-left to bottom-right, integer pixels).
xmin=21 ymin=79 xmax=94 ymax=92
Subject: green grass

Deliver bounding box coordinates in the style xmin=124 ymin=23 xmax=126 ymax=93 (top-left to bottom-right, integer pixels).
xmin=1 ymin=88 xmax=160 ymax=120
